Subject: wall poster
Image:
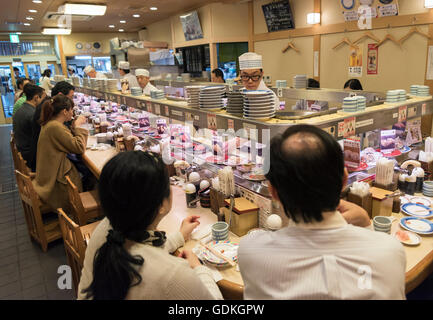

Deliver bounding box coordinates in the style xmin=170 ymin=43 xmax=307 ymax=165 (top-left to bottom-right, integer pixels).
xmin=348 ymin=46 xmax=363 ymax=78
xmin=367 ymin=43 xmax=378 ymax=75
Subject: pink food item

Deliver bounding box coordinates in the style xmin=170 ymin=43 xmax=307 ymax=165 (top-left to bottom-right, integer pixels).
xmin=396 ymin=230 xmax=410 ymax=242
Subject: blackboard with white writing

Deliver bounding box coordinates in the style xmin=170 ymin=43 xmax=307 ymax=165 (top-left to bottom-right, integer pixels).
xmin=262 ymin=0 xmax=295 ymax=33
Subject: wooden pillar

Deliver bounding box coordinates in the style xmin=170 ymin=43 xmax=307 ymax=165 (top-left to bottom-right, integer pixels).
xmin=248 ymin=1 xmax=254 ymax=52
xmin=423 ymin=23 xmax=433 ymax=136
xmin=56 ymin=35 xmax=68 ymax=77
xmin=313 ymin=0 xmax=321 ymax=83
xmin=210 ymin=42 xmax=218 ymax=71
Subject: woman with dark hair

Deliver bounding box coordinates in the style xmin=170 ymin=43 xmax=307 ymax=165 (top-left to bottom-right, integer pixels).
xmin=39 ymin=69 xmax=53 ymax=93
xmin=33 ymin=95 xmax=88 ymax=212
xmin=344 ymin=79 xmax=363 ymax=91
xmin=211 ymin=68 xmax=225 ymax=83
xmin=78 ymin=151 xmax=222 ymax=300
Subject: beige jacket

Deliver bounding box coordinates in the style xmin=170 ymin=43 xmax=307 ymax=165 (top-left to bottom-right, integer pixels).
xmin=33 ymin=120 xmax=88 ymax=212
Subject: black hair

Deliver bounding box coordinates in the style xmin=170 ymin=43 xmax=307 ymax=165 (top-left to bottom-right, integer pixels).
xmin=40 ymin=94 xmax=73 ymax=125
xmin=308 ymin=78 xmax=320 ymax=88
xmin=120 ymin=69 xmax=130 ymax=74
xmin=16 ymin=77 xmax=29 ymax=90
xmin=212 ymin=68 xmax=225 ymax=81
xmin=265 ymin=124 xmax=345 ymax=224
xmin=23 ymin=83 xmax=44 ymax=101
xmin=13 ymin=67 xmax=19 ymax=72
xmin=51 ymin=81 xmax=75 ymax=97
xmin=344 ymin=79 xmax=363 ymax=90
xmin=82 ymin=151 xmax=171 ymax=300
xmin=42 ymin=69 xmax=51 ymax=78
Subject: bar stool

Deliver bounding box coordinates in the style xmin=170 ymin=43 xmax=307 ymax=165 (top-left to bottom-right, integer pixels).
xmin=66 ymin=176 xmax=102 ymax=226
xmin=15 ymin=170 xmax=62 ymax=252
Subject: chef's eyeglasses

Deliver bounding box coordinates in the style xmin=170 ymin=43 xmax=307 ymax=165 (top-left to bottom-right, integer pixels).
xmin=240 ymin=74 xmax=262 ymax=81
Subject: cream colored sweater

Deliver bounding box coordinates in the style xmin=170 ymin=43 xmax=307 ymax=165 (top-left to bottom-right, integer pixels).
xmin=78 ymin=217 xmax=223 ymax=300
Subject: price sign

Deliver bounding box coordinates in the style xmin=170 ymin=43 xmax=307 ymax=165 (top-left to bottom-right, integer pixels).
xmin=154 ymin=104 xmax=161 ymax=115
xmin=185 ymin=112 xmax=194 ymax=122
xmin=207 ymin=113 xmax=217 ymax=130
xmin=343 ymin=117 xmax=356 ymax=138
xmin=146 ymin=102 xmax=152 ymax=113
xmin=116 ymin=96 xmax=121 ymax=105
xmin=422 ymin=103 xmax=427 ymax=115
xmin=165 ymin=105 xmax=169 ymax=116
xmin=398 ymin=106 xmax=407 ymax=122
xmin=338 ymin=121 xmax=345 ymax=137
xmin=228 ymin=119 xmax=235 ymax=130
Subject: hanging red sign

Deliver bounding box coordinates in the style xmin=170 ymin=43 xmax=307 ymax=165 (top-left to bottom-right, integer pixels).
xmin=367 ymin=43 xmax=378 ymax=75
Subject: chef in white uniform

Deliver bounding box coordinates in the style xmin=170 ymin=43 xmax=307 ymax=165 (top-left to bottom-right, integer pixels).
xmin=118 ymin=61 xmax=139 ymax=88
xmin=238 ymin=52 xmax=280 ymax=111
xmin=135 ymin=69 xmax=157 ymax=96
xmin=83 ymin=65 xmax=107 ymax=79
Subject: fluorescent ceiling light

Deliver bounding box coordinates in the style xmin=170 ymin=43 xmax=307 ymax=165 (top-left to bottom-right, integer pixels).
xmin=150 ymin=7 xmax=158 ymax=11
xmin=120 ymin=20 xmax=126 ymax=23
xmin=24 ymin=23 xmax=31 ymax=26
xmin=26 ymin=17 xmax=34 ymax=20
xmin=133 ymin=14 xmax=140 ymax=18
xmin=426 ymin=0 xmax=433 ymax=8
xmin=307 ymin=13 xmax=320 ymax=25
xmin=33 ymin=0 xmax=42 ymax=3
xmin=119 ymin=29 xmax=124 ymax=32
xmin=42 ymin=28 xmax=71 ymax=35
xmin=109 ymin=25 xmax=115 ymax=28
xmin=29 ymin=9 xmax=38 ymax=13
xmin=75 ymin=56 xmax=92 ymax=60
xmin=59 ymin=3 xmax=107 ymax=16
xmin=16 ymin=32 xmax=22 ymax=35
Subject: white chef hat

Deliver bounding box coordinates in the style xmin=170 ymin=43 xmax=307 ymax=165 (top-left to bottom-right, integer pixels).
xmin=83 ymin=65 xmax=94 ymax=74
xmin=239 ymin=52 xmax=263 ymax=70
xmin=135 ymin=69 xmax=149 ymax=77
xmin=118 ymin=61 xmax=130 ymax=70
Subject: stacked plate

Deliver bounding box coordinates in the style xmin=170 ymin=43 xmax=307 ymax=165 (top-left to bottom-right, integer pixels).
xmin=397 ymin=89 xmax=407 ymax=101
xmin=386 ymin=90 xmax=400 ymax=103
xmin=71 ymin=76 xmax=81 ymax=87
xmin=54 ymin=75 xmax=65 ymax=82
xmin=185 ymin=85 xmax=205 ymax=108
xmin=293 ymin=75 xmax=307 ymax=89
xmin=342 ymin=97 xmax=358 ymax=112
xmin=417 ymin=85 xmax=430 ymax=97
xmin=89 ymin=78 xmax=98 ymax=90
xmin=96 ymin=79 xmax=105 ymax=91
xmin=410 ymin=85 xmax=419 ymax=96
xmin=199 ymin=86 xmax=225 ymax=110
xmin=150 ymin=89 xmax=165 ymax=99
xmin=355 ymin=95 xmax=367 ymax=111
xmin=243 ymin=90 xmax=275 ymax=120
xmin=131 ymin=87 xmax=143 ymax=96
xmin=226 ymin=90 xmax=244 ymax=115
xmin=200 ymin=240 xmax=238 ymax=267
xmin=107 ymin=79 xmax=118 ymax=92
xmin=422 ymin=181 xmax=433 ymax=197
xmin=276 ymin=80 xmax=287 ymax=88
xmin=82 ymin=78 xmax=90 ymax=88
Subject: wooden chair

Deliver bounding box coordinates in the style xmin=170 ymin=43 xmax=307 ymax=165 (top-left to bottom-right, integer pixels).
xmin=15 ymin=170 xmax=62 ymax=252
xmin=17 ymin=152 xmax=36 ymax=179
xmin=57 ymin=208 xmax=87 ymax=295
xmin=10 ymin=132 xmax=20 ymax=171
xmin=66 ymin=175 xmax=102 ymax=226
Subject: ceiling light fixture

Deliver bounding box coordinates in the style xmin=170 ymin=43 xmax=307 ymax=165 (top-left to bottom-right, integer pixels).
xmin=42 ymin=28 xmax=72 ymax=35
xmin=29 ymin=9 xmax=37 ymax=13
xmin=24 ymin=23 xmax=31 ymax=26
xmin=120 ymin=20 xmax=126 ymax=23
xmin=150 ymin=7 xmax=158 ymax=11
xmin=16 ymin=32 xmax=22 ymax=35
xmin=26 ymin=17 xmax=34 ymax=20
xmin=119 ymin=29 xmax=124 ymax=32
xmin=109 ymin=25 xmax=115 ymax=28
xmin=133 ymin=14 xmax=140 ymax=18
xmin=33 ymin=0 xmax=42 ymax=3
xmin=307 ymin=13 xmax=321 ymax=25
xmin=59 ymin=3 xmax=107 ymax=16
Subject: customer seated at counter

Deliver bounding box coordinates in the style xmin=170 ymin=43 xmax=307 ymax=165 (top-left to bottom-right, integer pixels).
xmin=135 ymin=68 xmax=157 ymax=96
xmin=33 ymin=95 xmax=88 ymax=213
xmin=238 ymin=124 xmax=406 ymax=300
xmin=78 ymin=151 xmax=223 ymax=300
xmin=211 ymin=68 xmax=225 ymax=83
xmin=344 ymin=79 xmax=363 ymax=90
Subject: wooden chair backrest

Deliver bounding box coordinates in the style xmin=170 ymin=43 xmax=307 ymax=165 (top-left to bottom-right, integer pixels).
xmin=14 ymin=170 xmax=46 ymax=249
xmin=17 ymin=151 xmax=32 ymax=176
xmin=57 ymin=208 xmax=87 ymax=295
xmin=10 ymin=132 xmax=20 ymax=171
xmin=65 ymin=175 xmax=86 ymax=226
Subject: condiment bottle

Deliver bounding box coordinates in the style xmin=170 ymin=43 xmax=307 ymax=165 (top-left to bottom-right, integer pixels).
xmin=406 ymin=174 xmax=417 ymax=195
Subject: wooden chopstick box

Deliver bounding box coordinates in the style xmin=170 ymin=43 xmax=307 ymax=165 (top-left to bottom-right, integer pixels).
xmin=346 ymin=192 xmax=373 ymax=218
xmin=222 ymin=197 xmax=259 ymax=237
xmin=370 ymin=187 xmax=393 ymax=218
xmin=419 ymin=160 xmax=433 ymax=180
xmin=210 ymin=188 xmax=226 ymax=215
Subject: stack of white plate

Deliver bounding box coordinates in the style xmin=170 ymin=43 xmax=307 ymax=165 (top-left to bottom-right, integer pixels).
xmin=227 ymin=90 xmax=244 ymax=115
xmin=82 ymin=78 xmax=90 ymax=88
xmin=54 ymin=75 xmax=65 ymax=82
xmin=96 ymin=79 xmax=105 ymax=91
xmin=410 ymin=85 xmax=419 ymax=96
xmin=150 ymin=89 xmax=165 ymax=99
xmin=242 ymin=90 xmax=275 ymax=120
xmin=181 ymin=73 xmax=191 ymax=82
xmin=342 ymin=97 xmax=358 ymax=112
xmin=386 ymin=90 xmax=400 ymax=103
xmin=356 ymin=95 xmax=367 ymax=111
xmin=71 ymin=76 xmax=81 ymax=87
xmin=417 ymin=85 xmax=430 ymax=96
xmin=397 ymin=89 xmax=407 ymax=101
xmin=89 ymin=78 xmax=98 ymax=90
xmin=107 ymin=79 xmax=118 ymax=92
xmin=199 ymin=86 xmax=225 ymax=110
xmin=276 ymin=80 xmax=287 ymax=88
xmin=131 ymin=87 xmax=143 ymax=96
xmin=293 ymin=75 xmax=307 ymax=89
xmin=185 ymin=85 xmax=204 ymax=108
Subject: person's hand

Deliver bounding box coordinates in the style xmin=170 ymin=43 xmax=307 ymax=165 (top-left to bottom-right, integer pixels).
xmin=338 ymin=199 xmax=371 ymax=227
xmin=179 ymin=215 xmax=200 ymax=241
xmin=74 ymin=115 xmax=86 ymax=127
xmin=179 ymin=249 xmax=201 ymax=268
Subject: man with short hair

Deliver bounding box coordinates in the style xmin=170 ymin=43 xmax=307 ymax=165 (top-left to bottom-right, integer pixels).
xmin=83 ymin=65 xmax=107 ymax=79
xmin=135 ymin=68 xmax=157 ymax=95
xmin=238 ymin=124 xmax=406 ymax=300
xmin=118 ymin=61 xmax=139 ymax=88
xmin=13 ymin=84 xmax=45 ymax=169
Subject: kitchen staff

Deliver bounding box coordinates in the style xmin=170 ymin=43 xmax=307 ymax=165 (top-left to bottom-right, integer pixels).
xmin=135 ymin=69 xmax=157 ymax=96
xmin=238 ymin=52 xmax=280 ymax=111
xmin=118 ymin=61 xmax=139 ymax=88
xmin=83 ymin=65 xmax=107 ymax=79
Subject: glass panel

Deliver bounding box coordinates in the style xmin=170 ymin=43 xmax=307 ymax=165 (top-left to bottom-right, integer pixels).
xmin=47 ymin=63 xmax=56 ymax=76
xmin=93 ymin=56 xmax=111 ymax=73
xmin=12 ymin=62 xmax=25 ymax=83
xmin=26 ymin=64 xmax=41 ymax=84
xmin=0 ymin=65 xmax=15 ymax=118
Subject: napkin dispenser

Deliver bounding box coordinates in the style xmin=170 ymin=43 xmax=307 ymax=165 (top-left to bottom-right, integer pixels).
xmin=222 ymin=197 xmax=259 ymax=237
xmin=347 ymin=192 xmax=373 ymax=218
xmin=370 ymin=187 xmax=393 ymax=218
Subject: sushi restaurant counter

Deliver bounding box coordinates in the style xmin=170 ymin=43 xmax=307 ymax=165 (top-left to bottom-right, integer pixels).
xmin=83 ymin=146 xmax=433 ymax=295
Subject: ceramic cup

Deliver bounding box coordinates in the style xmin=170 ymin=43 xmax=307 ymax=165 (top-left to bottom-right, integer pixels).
xmin=212 ymin=222 xmax=229 ymax=241
xmin=373 ymin=216 xmax=392 ymax=234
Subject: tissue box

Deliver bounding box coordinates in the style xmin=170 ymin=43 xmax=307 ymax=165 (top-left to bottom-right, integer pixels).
xmin=347 ymin=192 xmax=373 ymax=218
xmin=370 ymin=187 xmax=393 ymax=218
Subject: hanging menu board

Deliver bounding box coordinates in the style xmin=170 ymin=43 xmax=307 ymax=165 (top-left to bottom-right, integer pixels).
xmin=262 ymin=0 xmax=295 ymax=33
